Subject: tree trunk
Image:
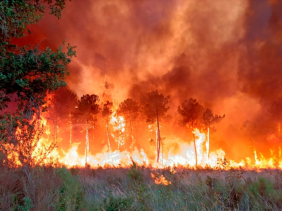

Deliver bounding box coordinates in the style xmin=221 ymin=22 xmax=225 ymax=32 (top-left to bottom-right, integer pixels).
xmin=207 ymin=127 xmax=210 ymax=160
xmin=156 ymin=111 xmax=161 ymax=163
xmin=130 ymin=120 xmax=134 ymax=149
xmin=93 ymin=124 xmax=95 ymax=150
xmin=193 ymin=134 xmax=198 ymax=168
xmin=54 ymin=121 xmax=57 ymax=143
xmin=106 ymin=120 xmax=111 ymax=151
xmin=85 ymin=120 xmax=89 ymax=166
xmin=70 ymin=112 xmax=72 ymax=144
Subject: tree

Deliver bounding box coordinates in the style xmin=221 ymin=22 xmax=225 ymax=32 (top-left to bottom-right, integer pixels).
xmin=202 ymin=108 xmax=225 ymax=159
xmin=102 ymin=101 xmax=113 ymax=152
xmin=0 ymin=0 xmax=75 ymax=112
xmin=178 ymin=98 xmax=204 ymax=167
xmin=117 ymin=98 xmax=140 ymax=148
xmin=143 ymin=90 xmax=170 ymax=163
xmin=73 ymin=94 xmax=100 ymax=166
xmin=50 ymin=87 xmax=78 ymax=144
xmin=0 ymin=0 xmax=75 ymax=166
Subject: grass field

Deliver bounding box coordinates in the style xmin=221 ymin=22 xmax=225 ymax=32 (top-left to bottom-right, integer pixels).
xmin=1 ymin=163 xmax=282 ymax=211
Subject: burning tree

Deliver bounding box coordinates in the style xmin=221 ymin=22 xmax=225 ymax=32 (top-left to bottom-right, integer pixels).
xmin=143 ymin=90 xmax=170 ymax=163
xmin=102 ymin=101 xmax=113 ymax=152
xmin=51 ymin=88 xmax=78 ymax=144
xmin=0 ymin=103 xmax=57 ymax=167
xmin=178 ymin=98 xmax=204 ymax=167
xmin=73 ymin=94 xmax=100 ymax=166
xmin=117 ymin=98 xmax=140 ymax=148
xmin=202 ymin=108 xmax=225 ymax=159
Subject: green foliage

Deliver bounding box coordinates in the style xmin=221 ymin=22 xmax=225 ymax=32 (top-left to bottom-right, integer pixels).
xmin=11 ymin=195 xmax=33 ymax=211
xmin=0 ymin=0 xmax=75 ymax=107
xmin=55 ymin=167 xmax=84 ymax=211
xmin=127 ymin=160 xmax=143 ymax=184
xmin=0 ymin=0 xmax=70 ymax=40
xmin=0 ymin=0 xmax=76 ymax=170
xmin=0 ymin=43 xmax=76 ymax=111
xmin=102 ymin=191 xmax=133 ymax=211
xmin=249 ymin=177 xmax=274 ymax=197
xmin=3 ymin=167 xmax=282 ymax=210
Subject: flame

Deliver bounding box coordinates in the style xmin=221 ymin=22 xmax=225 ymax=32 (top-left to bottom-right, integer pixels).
xmin=151 ymin=172 xmax=171 ymax=185
xmin=110 ymin=110 xmax=126 ymax=149
xmin=5 ymin=104 xmax=282 ymax=170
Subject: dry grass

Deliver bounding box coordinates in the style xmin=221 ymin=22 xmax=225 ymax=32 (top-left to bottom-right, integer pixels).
xmin=1 ymin=164 xmax=282 ymax=210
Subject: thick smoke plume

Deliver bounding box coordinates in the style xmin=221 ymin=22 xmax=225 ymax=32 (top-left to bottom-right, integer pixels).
xmin=17 ymin=0 xmax=282 ymax=161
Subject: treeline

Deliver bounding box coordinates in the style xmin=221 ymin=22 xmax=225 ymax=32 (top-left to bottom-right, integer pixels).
xmin=50 ymin=89 xmax=224 ymax=166
xmin=51 ymin=87 xmax=282 ymax=166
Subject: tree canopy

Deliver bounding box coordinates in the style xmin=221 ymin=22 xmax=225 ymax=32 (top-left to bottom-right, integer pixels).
xmin=73 ymin=94 xmax=100 ymax=123
xmin=117 ymin=98 xmax=140 ymax=121
xmin=202 ymin=108 xmax=225 ymax=129
xmin=178 ymin=98 xmax=204 ymax=129
xmin=143 ymin=90 xmax=170 ymax=124
xmin=0 ymin=0 xmax=75 ymax=112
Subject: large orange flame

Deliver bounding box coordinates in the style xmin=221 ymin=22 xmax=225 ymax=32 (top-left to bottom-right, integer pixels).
xmin=5 ymin=109 xmax=282 ymax=170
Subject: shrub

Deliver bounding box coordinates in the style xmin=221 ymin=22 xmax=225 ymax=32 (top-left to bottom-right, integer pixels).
xmin=102 ymin=191 xmax=133 ymax=211
xmin=127 ymin=160 xmax=143 ymax=184
xmin=54 ymin=167 xmax=84 ymax=211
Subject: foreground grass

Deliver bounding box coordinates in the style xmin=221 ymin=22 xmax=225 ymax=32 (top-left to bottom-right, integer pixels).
xmin=1 ymin=164 xmax=282 ymax=211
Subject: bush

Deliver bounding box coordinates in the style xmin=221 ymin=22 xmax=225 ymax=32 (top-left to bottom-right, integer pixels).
xmin=54 ymin=167 xmax=84 ymax=211
xmin=127 ymin=160 xmax=143 ymax=184
xmin=102 ymin=191 xmax=133 ymax=211
xmin=11 ymin=195 xmax=33 ymax=211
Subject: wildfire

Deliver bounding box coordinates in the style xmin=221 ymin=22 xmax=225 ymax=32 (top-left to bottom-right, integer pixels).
xmin=5 ymin=106 xmax=282 ymax=170
xmin=110 ymin=109 xmax=126 ymax=149
xmin=151 ymin=172 xmax=171 ymax=185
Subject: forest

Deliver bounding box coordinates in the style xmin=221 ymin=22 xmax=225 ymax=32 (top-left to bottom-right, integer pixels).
xmin=1 ymin=0 xmax=282 ymax=210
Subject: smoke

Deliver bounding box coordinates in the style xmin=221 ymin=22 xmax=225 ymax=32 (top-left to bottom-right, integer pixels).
xmin=20 ymin=0 xmax=282 ymax=160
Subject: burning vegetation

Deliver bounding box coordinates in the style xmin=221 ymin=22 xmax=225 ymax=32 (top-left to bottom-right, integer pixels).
xmin=4 ymin=89 xmax=279 ymax=171
xmin=2 ymin=0 xmax=282 ymax=210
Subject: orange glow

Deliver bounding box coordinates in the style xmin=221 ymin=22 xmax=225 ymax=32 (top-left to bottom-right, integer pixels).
xmin=151 ymin=172 xmax=171 ymax=185
xmin=5 ymin=105 xmax=282 ymax=170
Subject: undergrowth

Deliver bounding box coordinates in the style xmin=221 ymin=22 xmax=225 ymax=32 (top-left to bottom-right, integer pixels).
xmin=1 ymin=165 xmax=282 ymax=210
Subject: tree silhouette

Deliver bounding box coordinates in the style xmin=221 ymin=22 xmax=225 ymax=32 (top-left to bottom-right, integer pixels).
xmin=51 ymin=87 xmax=78 ymax=144
xmin=143 ymin=90 xmax=170 ymax=163
xmin=73 ymin=94 xmax=100 ymax=166
xmin=202 ymin=108 xmax=225 ymax=159
xmin=117 ymin=98 xmax=140 ymax=148
xmin=102 ymin=101 xmax=113 ymax=151
xmin=178 ymin=98 xmax=204 ymax=167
